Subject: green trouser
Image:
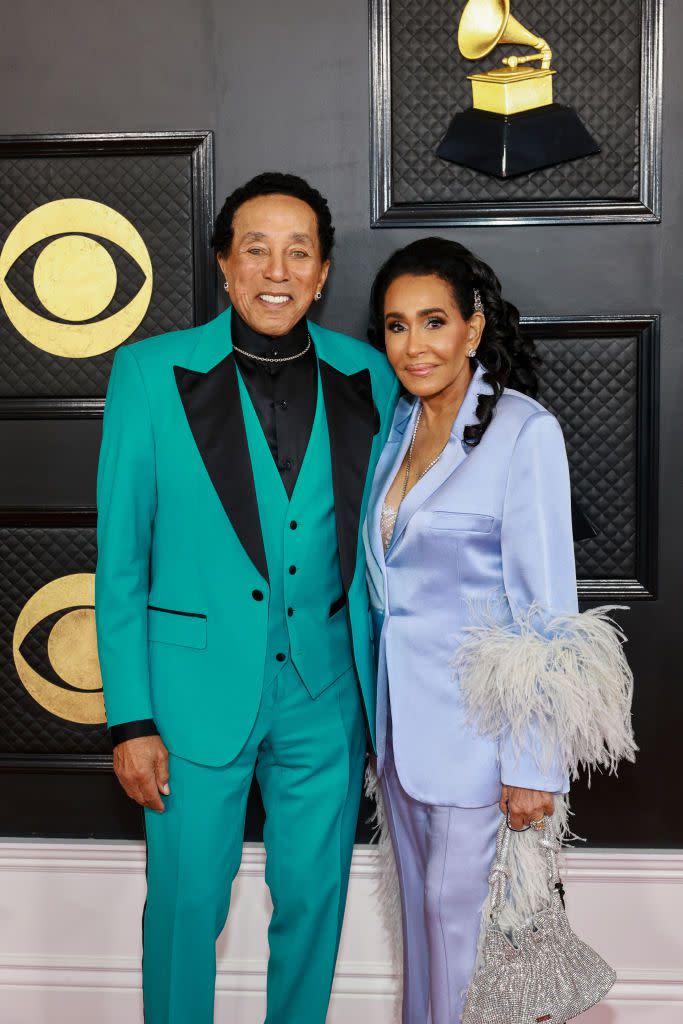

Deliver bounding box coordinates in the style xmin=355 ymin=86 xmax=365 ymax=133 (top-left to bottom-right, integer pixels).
xmin=142 ymin=660 xmax=366 ymax=1024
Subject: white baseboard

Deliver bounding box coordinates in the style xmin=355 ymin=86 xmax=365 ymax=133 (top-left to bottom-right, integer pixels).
xmin=0 ymin=841 xmax=681 ymax=1023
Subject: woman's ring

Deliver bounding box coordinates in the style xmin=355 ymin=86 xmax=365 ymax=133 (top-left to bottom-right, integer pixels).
xmin=529 ymin=817 xmax=545 ymax=831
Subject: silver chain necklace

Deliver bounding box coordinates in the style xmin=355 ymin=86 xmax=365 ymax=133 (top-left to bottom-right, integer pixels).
xmin=232 ymin=333 xmax=312 ymax=365
xmin=402 ymin=404 xmax=448 ymax=501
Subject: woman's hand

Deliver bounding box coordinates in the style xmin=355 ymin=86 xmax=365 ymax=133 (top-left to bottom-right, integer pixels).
xmin=500 ymin=784 xmax=554 ymax=829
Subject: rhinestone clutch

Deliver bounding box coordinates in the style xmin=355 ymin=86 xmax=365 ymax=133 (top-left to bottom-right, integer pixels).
xmin=462 ymin=820 xmax=616 ymax=1024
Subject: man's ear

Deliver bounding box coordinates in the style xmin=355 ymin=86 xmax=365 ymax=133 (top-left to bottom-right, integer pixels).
xmin=318 ymin=259 xmax=332 ymax=293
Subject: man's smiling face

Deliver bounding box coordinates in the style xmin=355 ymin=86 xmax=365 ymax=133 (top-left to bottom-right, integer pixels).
xmin=218 ymin=193 xmax=330 ymax=337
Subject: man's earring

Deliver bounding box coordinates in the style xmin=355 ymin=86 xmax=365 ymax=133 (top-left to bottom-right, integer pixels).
xmin=315 ymin=291 xmax=322 ymax=301
xmin=223 ymin=281 xmax=229 ymax=292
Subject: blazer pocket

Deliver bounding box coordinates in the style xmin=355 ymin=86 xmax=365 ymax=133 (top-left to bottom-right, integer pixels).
xmin=148 ymin=606 xmax=207 ymax=649
xmin=328 ymin=593 xmax=348 ymax=618
xmin=430 ymin=511 xmax=495 ymax=534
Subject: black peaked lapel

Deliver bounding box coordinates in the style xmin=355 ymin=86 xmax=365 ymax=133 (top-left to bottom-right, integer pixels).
xmin=174 ymin=353 xmax=269 ymax=583
xmin=319 ymin=360 xmax=379 ymax=594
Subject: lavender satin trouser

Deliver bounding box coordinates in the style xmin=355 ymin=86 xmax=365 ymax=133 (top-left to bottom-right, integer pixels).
xmin=381 ymin=745 xmax=501 ymax=1024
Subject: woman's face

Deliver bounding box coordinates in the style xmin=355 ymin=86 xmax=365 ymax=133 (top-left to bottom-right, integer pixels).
xmin=383 ymin=273 xmax=484 ymax=399
xmin=217 ymin=193 xmax=330 ymax=337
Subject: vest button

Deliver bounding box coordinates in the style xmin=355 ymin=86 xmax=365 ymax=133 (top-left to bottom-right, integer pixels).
xmin=289 ymin=565 xmax=297 ymax=575
xmin=289 ymin=520 xmax=298 ymax=530
xmin=252 ymin=589 xmax=264 ymax=601
xmin=287 ymin=607 xmax=294 ymax=617
xmin=276 ymin=652 xmax=286 ymax=662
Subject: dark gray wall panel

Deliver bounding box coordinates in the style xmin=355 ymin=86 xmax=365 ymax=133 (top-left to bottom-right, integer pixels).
xmin=1 ymin=0 xmax=681 ymax=847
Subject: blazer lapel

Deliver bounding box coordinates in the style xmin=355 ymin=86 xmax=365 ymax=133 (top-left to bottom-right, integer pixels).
xmin=319 ymin=358 xmax=379 ymax=594
xmin=367 ymin=395 xmax=418 ymax=575
xmin=387 ymin=364 xmax=491 ymax=558
xmin=173 ymin=310 xmax=269 ymax=583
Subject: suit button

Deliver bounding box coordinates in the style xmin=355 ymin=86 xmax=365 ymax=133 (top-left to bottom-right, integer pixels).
xmin=276 ymin=652 xmax=286 ymax=662
xmin=252 ymin=589 xmax=264 ymax=601
xmin=287 ymin=607 xmax=294 ymax=617
xmin=289 ymin=520 xmax=298 ymax=530
xmin=289 ymin=565 xmax=297 ymax=575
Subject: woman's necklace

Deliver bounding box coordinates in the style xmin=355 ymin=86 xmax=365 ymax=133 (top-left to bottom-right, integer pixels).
xmin=380 ymin=403 xmax=450 ymax=554
xmin=401 ymin=403 xmax=448 ymax=501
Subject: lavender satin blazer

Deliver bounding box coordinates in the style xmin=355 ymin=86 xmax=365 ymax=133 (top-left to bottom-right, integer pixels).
xmin=363 ymin=364 xmax=577 ymax=807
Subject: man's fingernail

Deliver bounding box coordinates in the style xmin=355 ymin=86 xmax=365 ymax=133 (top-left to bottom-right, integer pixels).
xmin=161 ymin=784 xmax=170 ymax=796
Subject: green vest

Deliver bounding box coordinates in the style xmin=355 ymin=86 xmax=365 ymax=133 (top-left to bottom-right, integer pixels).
xmin=237 ymin=367 xmax=355 ymax=695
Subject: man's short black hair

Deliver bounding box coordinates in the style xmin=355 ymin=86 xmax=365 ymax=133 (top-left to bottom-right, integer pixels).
xmin=212 ymin=172 xmax=335 ymax=261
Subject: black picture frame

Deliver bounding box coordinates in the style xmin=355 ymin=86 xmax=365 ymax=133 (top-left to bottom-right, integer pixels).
xmin=0 ymin=130 xmax=216 ymax=420
xmin=369 ymin=0 xmax=663 ymax=227
xmin=522 ymin=314 xmax=659 ymax=601
xmin=0 ymin=131 xmax=215 ymax=777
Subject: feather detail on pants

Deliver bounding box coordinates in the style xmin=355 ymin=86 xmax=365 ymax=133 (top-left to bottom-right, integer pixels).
xmin=453 ymin=601 xmax=637 ymax=782
xmin=364 ymin=761 xmax=403 ymax=1013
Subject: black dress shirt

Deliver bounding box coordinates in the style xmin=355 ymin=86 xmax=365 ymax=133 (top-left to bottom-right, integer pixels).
xmin=108 ymin=309 xmax=318 ymax=748
xmin=231 ymin=308 xmax=317 ymax=497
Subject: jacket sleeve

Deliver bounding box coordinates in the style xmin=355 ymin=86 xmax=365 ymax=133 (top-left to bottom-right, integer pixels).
xmin=95 ymin=346 xmax=158 ymax=732
xmin=497 ymin=412 xmax=577 ymax=793
xmin=454 ymin=409 xmax=636 ymax=796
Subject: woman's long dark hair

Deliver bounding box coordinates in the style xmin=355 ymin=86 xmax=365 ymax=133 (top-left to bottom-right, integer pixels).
xmin=368 ymin=237 xmax=539 ymax=446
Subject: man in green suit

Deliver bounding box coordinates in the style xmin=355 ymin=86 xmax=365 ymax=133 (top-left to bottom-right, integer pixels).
xmin=95 ymin=172 xmax=398 ymax=1023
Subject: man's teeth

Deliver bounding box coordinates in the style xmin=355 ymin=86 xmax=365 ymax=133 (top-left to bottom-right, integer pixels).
xmin=259 ymin=294 xmax=290 ymax=305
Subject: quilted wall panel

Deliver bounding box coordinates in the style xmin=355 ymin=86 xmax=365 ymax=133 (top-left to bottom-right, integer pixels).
xmin=0 ymin=151 xmax=197 ymax=398
xmin=388 ymin=0 xmax=642 ymax=203
xmin=0 ymin=527 xmax=110 ymax=760
xmin=534 ymin=333 xmax=638 ymax=580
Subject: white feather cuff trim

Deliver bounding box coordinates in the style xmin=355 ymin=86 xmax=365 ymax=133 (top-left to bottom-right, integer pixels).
xmin=453 ymin=602 xmax=637 ymax=781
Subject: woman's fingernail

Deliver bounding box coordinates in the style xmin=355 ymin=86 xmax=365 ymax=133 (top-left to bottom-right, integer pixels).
xmin=161 ymin=784 xmax=170 ymax=796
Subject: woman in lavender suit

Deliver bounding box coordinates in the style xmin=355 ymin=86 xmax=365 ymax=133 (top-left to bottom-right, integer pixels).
xmin=363 ymin=238 xmax=635 ymax=1024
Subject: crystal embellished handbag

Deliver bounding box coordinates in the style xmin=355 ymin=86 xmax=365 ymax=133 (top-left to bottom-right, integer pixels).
xmin=462 ymin=819 xmax=616 ymax=1024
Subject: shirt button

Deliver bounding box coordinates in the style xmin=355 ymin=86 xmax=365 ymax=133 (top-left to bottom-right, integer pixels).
xmin=280 ymin=400 xmax=288 ymax=411
xmin=276 ymin=652 xmax=286 ymax=662
xmin=279 ymin=458 xmax=292 ymax=471
xmin=287 ymin=607 xmax=294 ymax=617
xmin=290 ymin=520 xmax=298 ymax=530
xmin=252 ymin=589 xmax=264 ymax=601
xmin=289 ymin=565 xmax=297 ymax=575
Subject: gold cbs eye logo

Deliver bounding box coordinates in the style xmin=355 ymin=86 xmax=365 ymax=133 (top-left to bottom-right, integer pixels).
xmin=13 ymin=574 xmax=105 ymax=725
xmin=0 ymin=198 xmax=153 ymax=358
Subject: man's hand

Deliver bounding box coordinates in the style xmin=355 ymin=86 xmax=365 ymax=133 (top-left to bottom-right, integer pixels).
xmin=499 ymin=784 xmax=554 ymax=830
xmin=113 ymin=735 xmax=170 ymax=813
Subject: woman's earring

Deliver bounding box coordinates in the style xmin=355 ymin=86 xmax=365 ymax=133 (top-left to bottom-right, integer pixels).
xmin=468 ymin=348 xmax=478 ymax=358
xmin=473 ymin=288 xmax=484 ymax=313
xmin=315 ymin=291 xmax=322 ymax=301
xmin=223 ymin=281 xmax=229 ymax=292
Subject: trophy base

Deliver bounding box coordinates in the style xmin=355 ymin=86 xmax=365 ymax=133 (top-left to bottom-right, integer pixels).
xmin=436 ymin=103 xmax=600 ymax=179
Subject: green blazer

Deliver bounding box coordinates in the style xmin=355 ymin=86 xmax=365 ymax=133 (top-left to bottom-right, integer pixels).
xmin=95 ymin=308 xmax=399 ymax=766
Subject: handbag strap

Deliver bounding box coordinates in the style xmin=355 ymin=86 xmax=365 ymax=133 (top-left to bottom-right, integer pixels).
xmin=488 ymin=817 xmax=562 ymax=921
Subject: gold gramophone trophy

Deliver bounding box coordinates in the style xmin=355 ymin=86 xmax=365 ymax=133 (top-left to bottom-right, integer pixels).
xmin=436 ymin=0 xmax=600 ymax=177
